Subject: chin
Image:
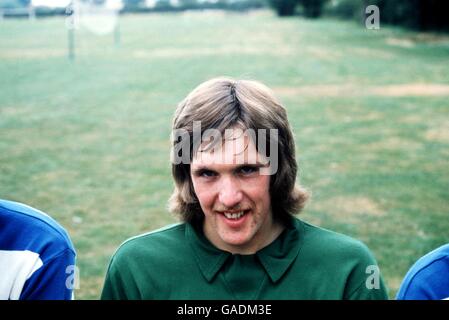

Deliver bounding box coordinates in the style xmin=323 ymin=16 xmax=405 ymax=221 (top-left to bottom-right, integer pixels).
xmin=220 ymin=234 xmax=252 ymax=248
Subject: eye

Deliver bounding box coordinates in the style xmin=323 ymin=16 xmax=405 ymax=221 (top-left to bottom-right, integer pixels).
xmin=198 ymin=170 xmax=217 ymax=178
xmin=238 ymin=166 xmax=258 ymax=175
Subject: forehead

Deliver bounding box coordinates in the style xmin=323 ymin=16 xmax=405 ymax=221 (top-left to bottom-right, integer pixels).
xmin=191 ymin=128 xmax=265 ymax=167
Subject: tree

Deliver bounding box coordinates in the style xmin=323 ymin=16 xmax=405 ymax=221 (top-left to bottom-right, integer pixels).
xmin=122 ymin=0 xmax=145 ymax=9
xmin=269 ymin=0 xmax=299 ymax=17
xmin=371 ymin=0 xmax=449 ymax=31
xmin=299 ymin=0 xmax=328 ymax=18
xmin=269 ymin=0 xmax=329 ymax=18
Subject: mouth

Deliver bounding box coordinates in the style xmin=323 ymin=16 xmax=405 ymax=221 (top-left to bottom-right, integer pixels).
xmin=220 ymin=210 xmax=250 ymax=221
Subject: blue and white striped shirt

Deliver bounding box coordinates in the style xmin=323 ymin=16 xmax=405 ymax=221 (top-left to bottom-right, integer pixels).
xmin=0 ymin=199 xmax=76 ymax=300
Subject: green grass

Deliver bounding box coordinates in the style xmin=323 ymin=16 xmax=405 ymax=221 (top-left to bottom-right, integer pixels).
xmin=1 ymin=10 xmax=448 ymax=299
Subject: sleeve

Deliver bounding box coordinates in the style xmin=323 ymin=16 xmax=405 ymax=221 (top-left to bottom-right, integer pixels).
xmin=347 ymin=274 xmax=389 ymax=300
xmin=343 ymin=242 xmax=390 ymax=300
xmin=101 ymin=257 xmax=129 ymax=300
xmin=396 ymin=276 xmax=432 ymax=300
xmin=19 ymin=248 xmax=76 ymax=300
xmin=396 ymin=257 xmax=449 ymax=300
xmin=100 ymin=250 xmax=144 ymax=300
xmin=101 ymin=239 xmax=161 ymax=300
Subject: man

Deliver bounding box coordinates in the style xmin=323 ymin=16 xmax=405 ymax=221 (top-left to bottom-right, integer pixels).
xmin=101 ymin=77 xmax=388 ymax=299
xmin=396 ymin=243 xmax=449 ymax=300
xmin=0 ymin=199 xmax=76 ymax=300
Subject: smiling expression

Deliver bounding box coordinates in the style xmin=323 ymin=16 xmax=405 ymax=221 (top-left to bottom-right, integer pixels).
xmin=190 ymin=129 xmax=283 ymax=254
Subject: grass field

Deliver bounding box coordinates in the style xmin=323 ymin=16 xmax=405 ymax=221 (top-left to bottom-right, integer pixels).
xmin=1 ymin=10 xmax=448 ymax=299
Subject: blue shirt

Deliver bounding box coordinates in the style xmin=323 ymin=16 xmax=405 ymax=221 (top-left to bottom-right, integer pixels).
xmin=0 ymin=199 xmax=76 ymax=300
xmin=396 ymin=244 xmax=449 ymax=300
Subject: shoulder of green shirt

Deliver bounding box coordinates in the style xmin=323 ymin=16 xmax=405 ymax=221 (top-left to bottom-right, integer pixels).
xmin=109 ymin=222 xmax=186 ymax=263
xmin=103 ymin=218 xmax=389 ymax=299
xmin=299 ymin=220 xmax=389 ymax=299
xmin=301 ymin=220 xmax=378 ymax=262
xmin=101 ymin=223 xmax=188 ymax=299
xmin=109 ymin=219 xmax=380 ymax=273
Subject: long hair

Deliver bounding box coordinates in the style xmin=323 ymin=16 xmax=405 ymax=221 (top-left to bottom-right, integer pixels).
xmin=169 ymin=77 xmax=309 ymax=225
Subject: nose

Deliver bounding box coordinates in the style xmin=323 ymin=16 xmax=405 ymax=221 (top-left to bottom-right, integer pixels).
xmin=218 ymin=176 xmax=243 ymax=209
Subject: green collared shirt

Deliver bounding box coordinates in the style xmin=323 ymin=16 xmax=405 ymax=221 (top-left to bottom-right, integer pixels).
xmin=101 ymin=218 xmax=389 ymax=300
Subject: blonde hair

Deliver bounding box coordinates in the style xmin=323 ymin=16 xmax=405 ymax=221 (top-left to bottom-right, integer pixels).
xmin=169 ymin=77 xmax=309 ymax=225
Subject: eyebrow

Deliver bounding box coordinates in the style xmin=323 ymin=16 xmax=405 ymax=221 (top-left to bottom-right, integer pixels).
xmin=191 ymin=163 xmax=267 ymax=175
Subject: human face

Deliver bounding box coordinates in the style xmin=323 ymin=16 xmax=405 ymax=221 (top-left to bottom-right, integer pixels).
xmin=190 ymin=129 xmax=283 ymax=254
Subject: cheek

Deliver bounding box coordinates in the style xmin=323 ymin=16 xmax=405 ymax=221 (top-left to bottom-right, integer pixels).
xmin=245 ymin=178 xmax=271 ymax=212
xmin=191 ymin=179 xmax=215 ymax=210
xmin=248 ymin=176 xmax=270 ymax=197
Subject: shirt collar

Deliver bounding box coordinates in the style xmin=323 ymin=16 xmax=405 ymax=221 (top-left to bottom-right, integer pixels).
xmin=186 ymin=222 xmax=230 ymax=282
xmin=185 ymin=217 xmax=304 ymax=283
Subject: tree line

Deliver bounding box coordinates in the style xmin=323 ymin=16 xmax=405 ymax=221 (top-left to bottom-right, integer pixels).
xmin=2 ymin=0 xmax=448 ymax=32
xmin=269 ymin=0 xmax=449 ymax=32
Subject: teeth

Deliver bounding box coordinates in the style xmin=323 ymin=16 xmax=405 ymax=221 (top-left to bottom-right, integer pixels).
xmin=224 ymin=211 xmax=245 ymax=219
